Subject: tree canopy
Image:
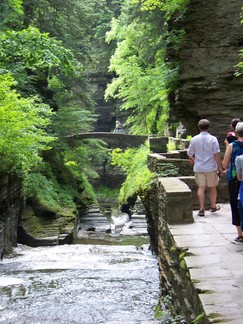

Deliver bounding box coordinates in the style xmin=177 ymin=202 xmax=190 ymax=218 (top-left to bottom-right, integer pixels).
xmin=0 ymin=73 xmax=54 ymax=175
xmin=0 ymin=0 xmax=112 ymax=210
xmin=105 ymin=0 xmax=188 ymax=135
xmin=1 ymin=0 xmax=243 ymax=212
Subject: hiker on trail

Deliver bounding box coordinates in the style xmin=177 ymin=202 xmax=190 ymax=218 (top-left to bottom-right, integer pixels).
xmin=114 ymin=120 xmax=122 ymax=133
xmin=187 ymin=119 xmax=223 ymax=217
xmin=224 ymin=118 xmax=241 ymax=147
xmin=223 ymin=121 xmax=243 ymax=242
xmin=120 ymin=195 xmax=137 ymax=221
xmin=120 ymin=204 xmax=132 ymax=221
xmin=235 ymin=152 xmax=243 ymax=240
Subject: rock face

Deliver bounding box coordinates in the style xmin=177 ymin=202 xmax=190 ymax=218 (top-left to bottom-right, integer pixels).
xmin=0 ymin=176 xmax=23 ymax=256
xmin=172 ymin=0 xmax=243 ymax=146
xmin=88 ymin=73 xmax=116 ymax=132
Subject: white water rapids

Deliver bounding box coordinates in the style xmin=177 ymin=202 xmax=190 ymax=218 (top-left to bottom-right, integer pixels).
xmin=0 ymin=243 xmax=160 ymax=324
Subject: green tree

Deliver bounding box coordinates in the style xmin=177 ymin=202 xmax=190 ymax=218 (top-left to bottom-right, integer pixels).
xmin=0 ymin=2 xmax=104 ymax=210
xmin=0 ymin=26 xmax=80 ymax=102
xmin=0 ymin=73 xmax=54 ymax=175
xmin=0 ymin=0 xmax=23 ymax=31
xmin=111 ymin=143 xmax=154 ymax=203
xmin=105 ymin=0 xmax=188 ymax=135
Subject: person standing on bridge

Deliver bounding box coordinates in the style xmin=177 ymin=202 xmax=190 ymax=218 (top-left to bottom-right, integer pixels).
xmin=114 ymin=120 xmax=122 ymax=133
xmin=187 ymin=119 xmax=223 ymax=217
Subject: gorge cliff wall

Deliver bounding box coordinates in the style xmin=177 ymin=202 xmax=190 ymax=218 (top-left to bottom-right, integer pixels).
xmin=0 ymin=176 xmax=23 ymax=256
xmin=171 ymin=0 xmax=243 ymax=145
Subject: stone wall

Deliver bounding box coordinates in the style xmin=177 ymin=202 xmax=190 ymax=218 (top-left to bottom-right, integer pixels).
xmin=0 ymin=175 xmax=23 ymax=257
xmin=144 ymin=152 xmax=230 ymax=321
xmin=142 ymin=176 xmax=207 ymax=322
xmin=170 ymin=0 xmax=243 ymax=146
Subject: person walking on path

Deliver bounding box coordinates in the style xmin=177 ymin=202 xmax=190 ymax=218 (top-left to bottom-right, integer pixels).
xmin=187 ymin=119 xmax=224 ymax=217
xmin=235 ymin=153 xmax=243 ymax=240
xmin=223 ymin=122 xmax=243 ymax=242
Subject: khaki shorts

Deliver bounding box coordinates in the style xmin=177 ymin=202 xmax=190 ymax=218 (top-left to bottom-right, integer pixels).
xmin=195 ymin=171 xmax=219 ymax=187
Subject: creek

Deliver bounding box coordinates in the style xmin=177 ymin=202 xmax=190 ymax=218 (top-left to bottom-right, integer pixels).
xmin=0 ymin=214 xmax=160 ymax=324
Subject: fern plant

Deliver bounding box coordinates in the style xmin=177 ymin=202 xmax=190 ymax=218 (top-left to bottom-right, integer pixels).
xmin=111 ymin=141 xmax=154 ymax=203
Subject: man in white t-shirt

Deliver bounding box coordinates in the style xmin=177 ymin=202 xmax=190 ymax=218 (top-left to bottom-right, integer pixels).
xmin=187 ymin=119 xmax=224 ymax=216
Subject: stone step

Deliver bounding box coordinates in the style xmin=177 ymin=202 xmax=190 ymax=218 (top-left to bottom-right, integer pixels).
xmin=79 ymin=216 xmax=108 ymax=222
xmin=131 ymin=214 xmax=147 ymax=219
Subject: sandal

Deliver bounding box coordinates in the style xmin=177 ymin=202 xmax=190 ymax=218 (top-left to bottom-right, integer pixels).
xmin=197 ymin=209 xmax=205 ymax=216
xmin=209 ymin=205 xmax=220 ymax=212
xmin=235 ymin=236 xmax=243 ymax=242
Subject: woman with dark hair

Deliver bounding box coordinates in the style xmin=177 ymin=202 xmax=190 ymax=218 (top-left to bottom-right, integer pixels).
xmin=224 ymin=118 xmax=241 ymax=147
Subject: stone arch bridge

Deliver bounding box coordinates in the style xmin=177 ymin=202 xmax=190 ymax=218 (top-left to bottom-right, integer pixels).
xmin=66 ymin=132 xmax=149 ymax=150
xmin=66 ymin=132 xmax=172 ymax=153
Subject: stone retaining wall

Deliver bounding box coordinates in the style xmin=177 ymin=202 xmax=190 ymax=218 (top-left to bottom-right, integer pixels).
xmin=143 ymin=176 xmax=209 ymax=322
xmin=144 ymin=152 xmax=230 ymax=322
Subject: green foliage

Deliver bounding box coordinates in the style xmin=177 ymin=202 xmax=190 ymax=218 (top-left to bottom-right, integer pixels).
xmin=23 ymin=171 xmax=76 ymax=213
xmin=192 ymin=313 xmax=207 ymax=324
xmin=0 ymin=26 xmax=78 ymax=72
xmin=48 ymin=139 xmax=110 ymax=203
xmin=111 ymin=142 xmax=154 ymax=203
xmin=155 ymin=295 xmax=187 ymax=322
xmin=0 ymin=1 xmax=118 ymax=217
xmin=50 ymin=100 xmax=97 ymax=136
xmin=167 ymin=139 xmax=177 ymax=152
xmin=235 ymin=7 xmax=243 ymax=76
xmin=0 ymin=4 xmax=100 ymax=210
xmin=132 ymin=0 xmax=190 ymax=19
xmin=0 ymin=26 xmax=81 ymax=99
xmin=23 ymin=137 xmax=109 ymax=213
xmin=236 ymin=49 xmax=243 ymax=76
xmin=105 ymin=0 xmax=188 ymax=135
xmin=21 ymin=0 xmax=110 ymax=63
xmin=0 ymin=73 xmax=55 ymax=175
xmin=156 ymin=163 xmax=179 ymax=177
xmin=0 ymin=0 xmax=23 ymax=31
xmin=95 ymin=186 xmax=120 ymax=200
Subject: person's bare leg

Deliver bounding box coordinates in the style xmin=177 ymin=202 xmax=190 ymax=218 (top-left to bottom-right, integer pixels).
xmin=236 ymin=225 xmax=242 ymax=238
xmin=209 ymin=186 xmax=217 ymax=208
xmin=197 ymin=186 xmax=206 ymax=210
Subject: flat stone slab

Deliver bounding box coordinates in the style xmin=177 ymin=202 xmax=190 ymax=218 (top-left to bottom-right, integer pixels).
xmin=169 ymin=203 xmax=243 ymax=323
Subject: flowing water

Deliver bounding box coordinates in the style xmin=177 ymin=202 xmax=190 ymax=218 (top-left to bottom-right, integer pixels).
xmin=0 ymin=240 xmax=160 ymax=323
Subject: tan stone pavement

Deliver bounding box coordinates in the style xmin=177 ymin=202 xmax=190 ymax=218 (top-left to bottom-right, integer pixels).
xmin=169 ymin=204 xmax=243 ymax=324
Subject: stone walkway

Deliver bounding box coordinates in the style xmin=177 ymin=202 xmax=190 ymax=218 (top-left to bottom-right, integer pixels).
xmin=169 ymin=203 xmax=243 ymax=324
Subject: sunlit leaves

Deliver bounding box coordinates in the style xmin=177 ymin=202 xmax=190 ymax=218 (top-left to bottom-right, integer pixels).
xmin=105 ymin=12 xmax=175 ymax=135
xmin=0 ymin=73 xmax=55 ymax=175
xmin=236 ymin=8 xmax=243 ymax=77
xmin=0 ymin=26 xmax=80 ymax=76
xmin=131 ymin=0 xmax=190 ymax=19
xmin=0 ymin=0 xmax=23 ymax=30
xmin=111 ymin=143 xmax=154 ymax=203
